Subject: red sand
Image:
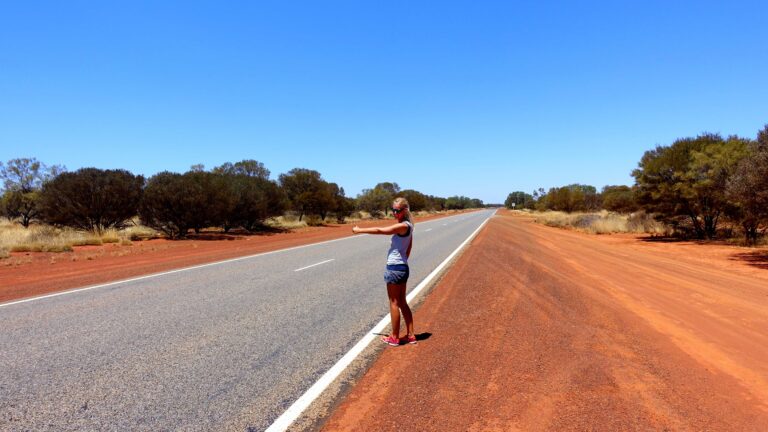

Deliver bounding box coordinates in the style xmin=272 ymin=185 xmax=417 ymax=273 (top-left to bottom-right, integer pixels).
xmin=322 ymin=210 xmax=768 ymax=431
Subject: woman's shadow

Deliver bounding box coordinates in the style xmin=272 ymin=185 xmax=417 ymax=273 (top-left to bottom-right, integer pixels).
xmin=374 ymin=332 xmax=432 ymax=342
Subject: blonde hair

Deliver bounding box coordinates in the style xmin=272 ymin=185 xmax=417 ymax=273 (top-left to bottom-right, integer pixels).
xmin=393 ymin=197 xmax=414 ymax=226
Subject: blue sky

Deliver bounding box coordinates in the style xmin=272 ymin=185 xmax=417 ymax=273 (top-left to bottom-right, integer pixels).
xmin=1 ymin=1 xmax=767 ymax=203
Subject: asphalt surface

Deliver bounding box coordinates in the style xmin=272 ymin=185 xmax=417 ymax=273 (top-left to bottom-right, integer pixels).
xmin=0 ymin=210 xmax=494 ymax=431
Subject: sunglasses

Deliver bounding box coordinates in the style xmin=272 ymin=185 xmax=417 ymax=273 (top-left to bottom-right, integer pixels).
xmin=391 ymin=208 xmax=404 ymax=214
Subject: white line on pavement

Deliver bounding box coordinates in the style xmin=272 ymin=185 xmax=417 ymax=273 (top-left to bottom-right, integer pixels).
xmin=294 ymin=259 xmax=335 ymax=272
xmin=264 ymin=209 xmax=496 ymax=432
xmin=424 ymin=228 xmax=433 ymax=232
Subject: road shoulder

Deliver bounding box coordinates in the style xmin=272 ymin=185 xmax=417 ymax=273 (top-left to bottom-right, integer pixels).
xmin=320 ymin=211 xmax=768 ymax=431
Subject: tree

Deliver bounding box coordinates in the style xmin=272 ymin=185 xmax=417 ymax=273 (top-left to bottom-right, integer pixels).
xmin=0 ymin=157 xmax=64 ymax=193
xmin=213 ymin=160 xmax=270 ymax=179
xmin=39 ymin=168 xmax=144 ymax=232
xmin=445 ymin=196 xmax=474 ymax=210
xmin=633 ymin=133 xmax=750 ymax=238
xmin=324 ymin=183 xmax=355 ymax=223
xmin=1 ymin=190 xmax=41 ymax=227
xmin=726 ymin=126 xmax=768 ymax=243
xmin=357 ymin=187 xmax=392 ymax=217
xmin=373 ymin=182 xmax=401 ymax=215
xmin=278 ymin=168 xmax=334 ymax=221
xmin=541 ymin=184 xmax=596 ymax=212
xmin=224 ymin=175 xmax=286 ymax=231
xmin=505 ymin=191 xmax=533 ymax=209
xmin=399 ymin=189 xmax=428 ymax=212
xmin=426 ymin=195 xmax=447 ymax=211
xmin=140 ymin=172 xmax=199 ymax=239
xmin=183 ymin=171 xmax=231 ymax=233
xmin=0 ymin=158 xmax=65 ymax=227
xmin=601 ymin=185 xmax=638 ymax=213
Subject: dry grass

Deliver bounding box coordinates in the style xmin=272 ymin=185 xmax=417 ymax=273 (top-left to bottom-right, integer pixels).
xmin=532 ymin=210 xmax=669 ymax=235
xmin=265 ymin=215 xmax=308 ymax=230
xmin=0 ymin=218 xmax=160 ymax=257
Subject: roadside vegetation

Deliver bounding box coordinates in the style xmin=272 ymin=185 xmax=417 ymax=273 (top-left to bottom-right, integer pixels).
xmin=530 ymin=210 xmax=668 ymax=235
xmin=506 ymin=123 xmax=768 ymax=244
xmin=0 ymin=158 xmax=485 ymax=257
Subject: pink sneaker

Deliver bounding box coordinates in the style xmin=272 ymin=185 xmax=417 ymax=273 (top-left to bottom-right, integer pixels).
xmin=381 ymin=335 xmax=400 ymax=346
xmin=406 ymin=335 xmax=417 ymax=344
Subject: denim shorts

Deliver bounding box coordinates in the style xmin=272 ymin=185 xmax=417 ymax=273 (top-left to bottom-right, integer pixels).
xmin=384 ymin=264 xmax=409 ymax=284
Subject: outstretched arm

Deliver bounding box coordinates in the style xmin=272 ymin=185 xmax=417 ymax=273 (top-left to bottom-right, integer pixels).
xmin=352 ymin=222 xmax=408 ymax=236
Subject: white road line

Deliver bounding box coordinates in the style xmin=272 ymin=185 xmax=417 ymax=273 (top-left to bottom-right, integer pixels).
xmin=0 ymin=212 xmax=479 ymax=309
xmin=424 ymin=228 xmax=433 ymax=232
xmin=294 ymin=259 xmax=335 ymax=272
xmin=264 ymin=209 xmax=496 ymax=432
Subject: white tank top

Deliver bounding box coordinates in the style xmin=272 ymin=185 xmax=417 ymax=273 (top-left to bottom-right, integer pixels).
xmin=386 ymin=221 xmax=413 ymax=265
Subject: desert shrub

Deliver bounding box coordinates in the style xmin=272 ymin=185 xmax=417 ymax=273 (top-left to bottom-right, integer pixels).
xmin=139 ymin=172 xmax=198 ymax=239
xmin=426 ymin=195 xmax=447 ymax=211
xmin=601 ymin=185 xmax=638 ymax=213
xmin=1 ymin=190 xmax=41 ymax=228
xmin=357 ymin=187 xmax=391 ymax=217
xmin=399 ymin=190 xmax=428 ymax=212
xmin=627 ymin=211 xmax=669 ymax=234
xmin=633 ymin=133 xmax=751 ymax=239
xmin=39 ymin=168 xmax=144 ymax=233
xmin=505 ymin=191 xmax=534 ymax=210
xmin=533 ymin=210 xmax=668 ymax=235
xmin=541 ymin=184 xmax=599 ymax=212
xmin=265 ymin=214 xmax=308 ymax=230
xmin=122 ymin=224 xmax=159 ymax=241
xmin=304 ymin=215 xmax=325 ymax=226
xmin=279 ymin=168 xmax=337 ymax=221
xmin=334 ymin=196 xmax=356 ymax=223
xmin=726 ymin=127 xmax=768 ymax=244
xmin=0 ymin=158 xmax=65 ymax=228
xmin=225 ymin=175 xmax=286 ymax=231
xmin=183 ymin=171 xmax=231 ymax=233
xmin=70 ymin=236 xmax=103 ymax=246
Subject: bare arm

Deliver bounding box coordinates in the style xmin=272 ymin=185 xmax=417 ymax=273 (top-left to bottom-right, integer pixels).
xmin=406 ymin=237 xmax=413 ymax=258
xmin=352 ymin=222 xmax=408 ymax=236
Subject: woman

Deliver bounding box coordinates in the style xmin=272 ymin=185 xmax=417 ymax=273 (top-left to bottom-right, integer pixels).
xmin=352 ymin=197 xmax=416 ymax=346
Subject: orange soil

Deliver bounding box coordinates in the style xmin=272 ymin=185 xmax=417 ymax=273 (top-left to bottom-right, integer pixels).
xmin=0 ymin=213 xmax=462 ymax=304
xmin=323 ymin=209 xmax=768 ymax=431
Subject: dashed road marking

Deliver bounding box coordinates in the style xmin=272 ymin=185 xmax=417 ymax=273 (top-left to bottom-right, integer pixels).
xmin=294 ymin=259 xmax=335 ymax=272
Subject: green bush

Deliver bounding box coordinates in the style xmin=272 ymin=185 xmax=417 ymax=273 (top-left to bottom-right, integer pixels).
xmin=139 ymin=172 xmax=197 ymax=239
xmin=39 ymin=168 xmax=144 ymax=232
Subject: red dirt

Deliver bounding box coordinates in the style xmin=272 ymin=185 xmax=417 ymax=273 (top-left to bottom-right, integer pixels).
xmin=0 ymin=213 xmax=462 ymax=303
xmin=322 ymin=209 xmax=768 ymax=431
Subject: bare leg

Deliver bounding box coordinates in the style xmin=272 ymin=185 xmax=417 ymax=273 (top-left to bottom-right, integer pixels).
xmin=386 ymin=283 xmax=402 ymax=338
xmin=396 ymin=283 xmax=415 ymax=337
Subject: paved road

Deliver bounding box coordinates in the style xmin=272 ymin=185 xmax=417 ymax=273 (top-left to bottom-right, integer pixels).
xmin=0 ymin=210 xmax=494 ymax=431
